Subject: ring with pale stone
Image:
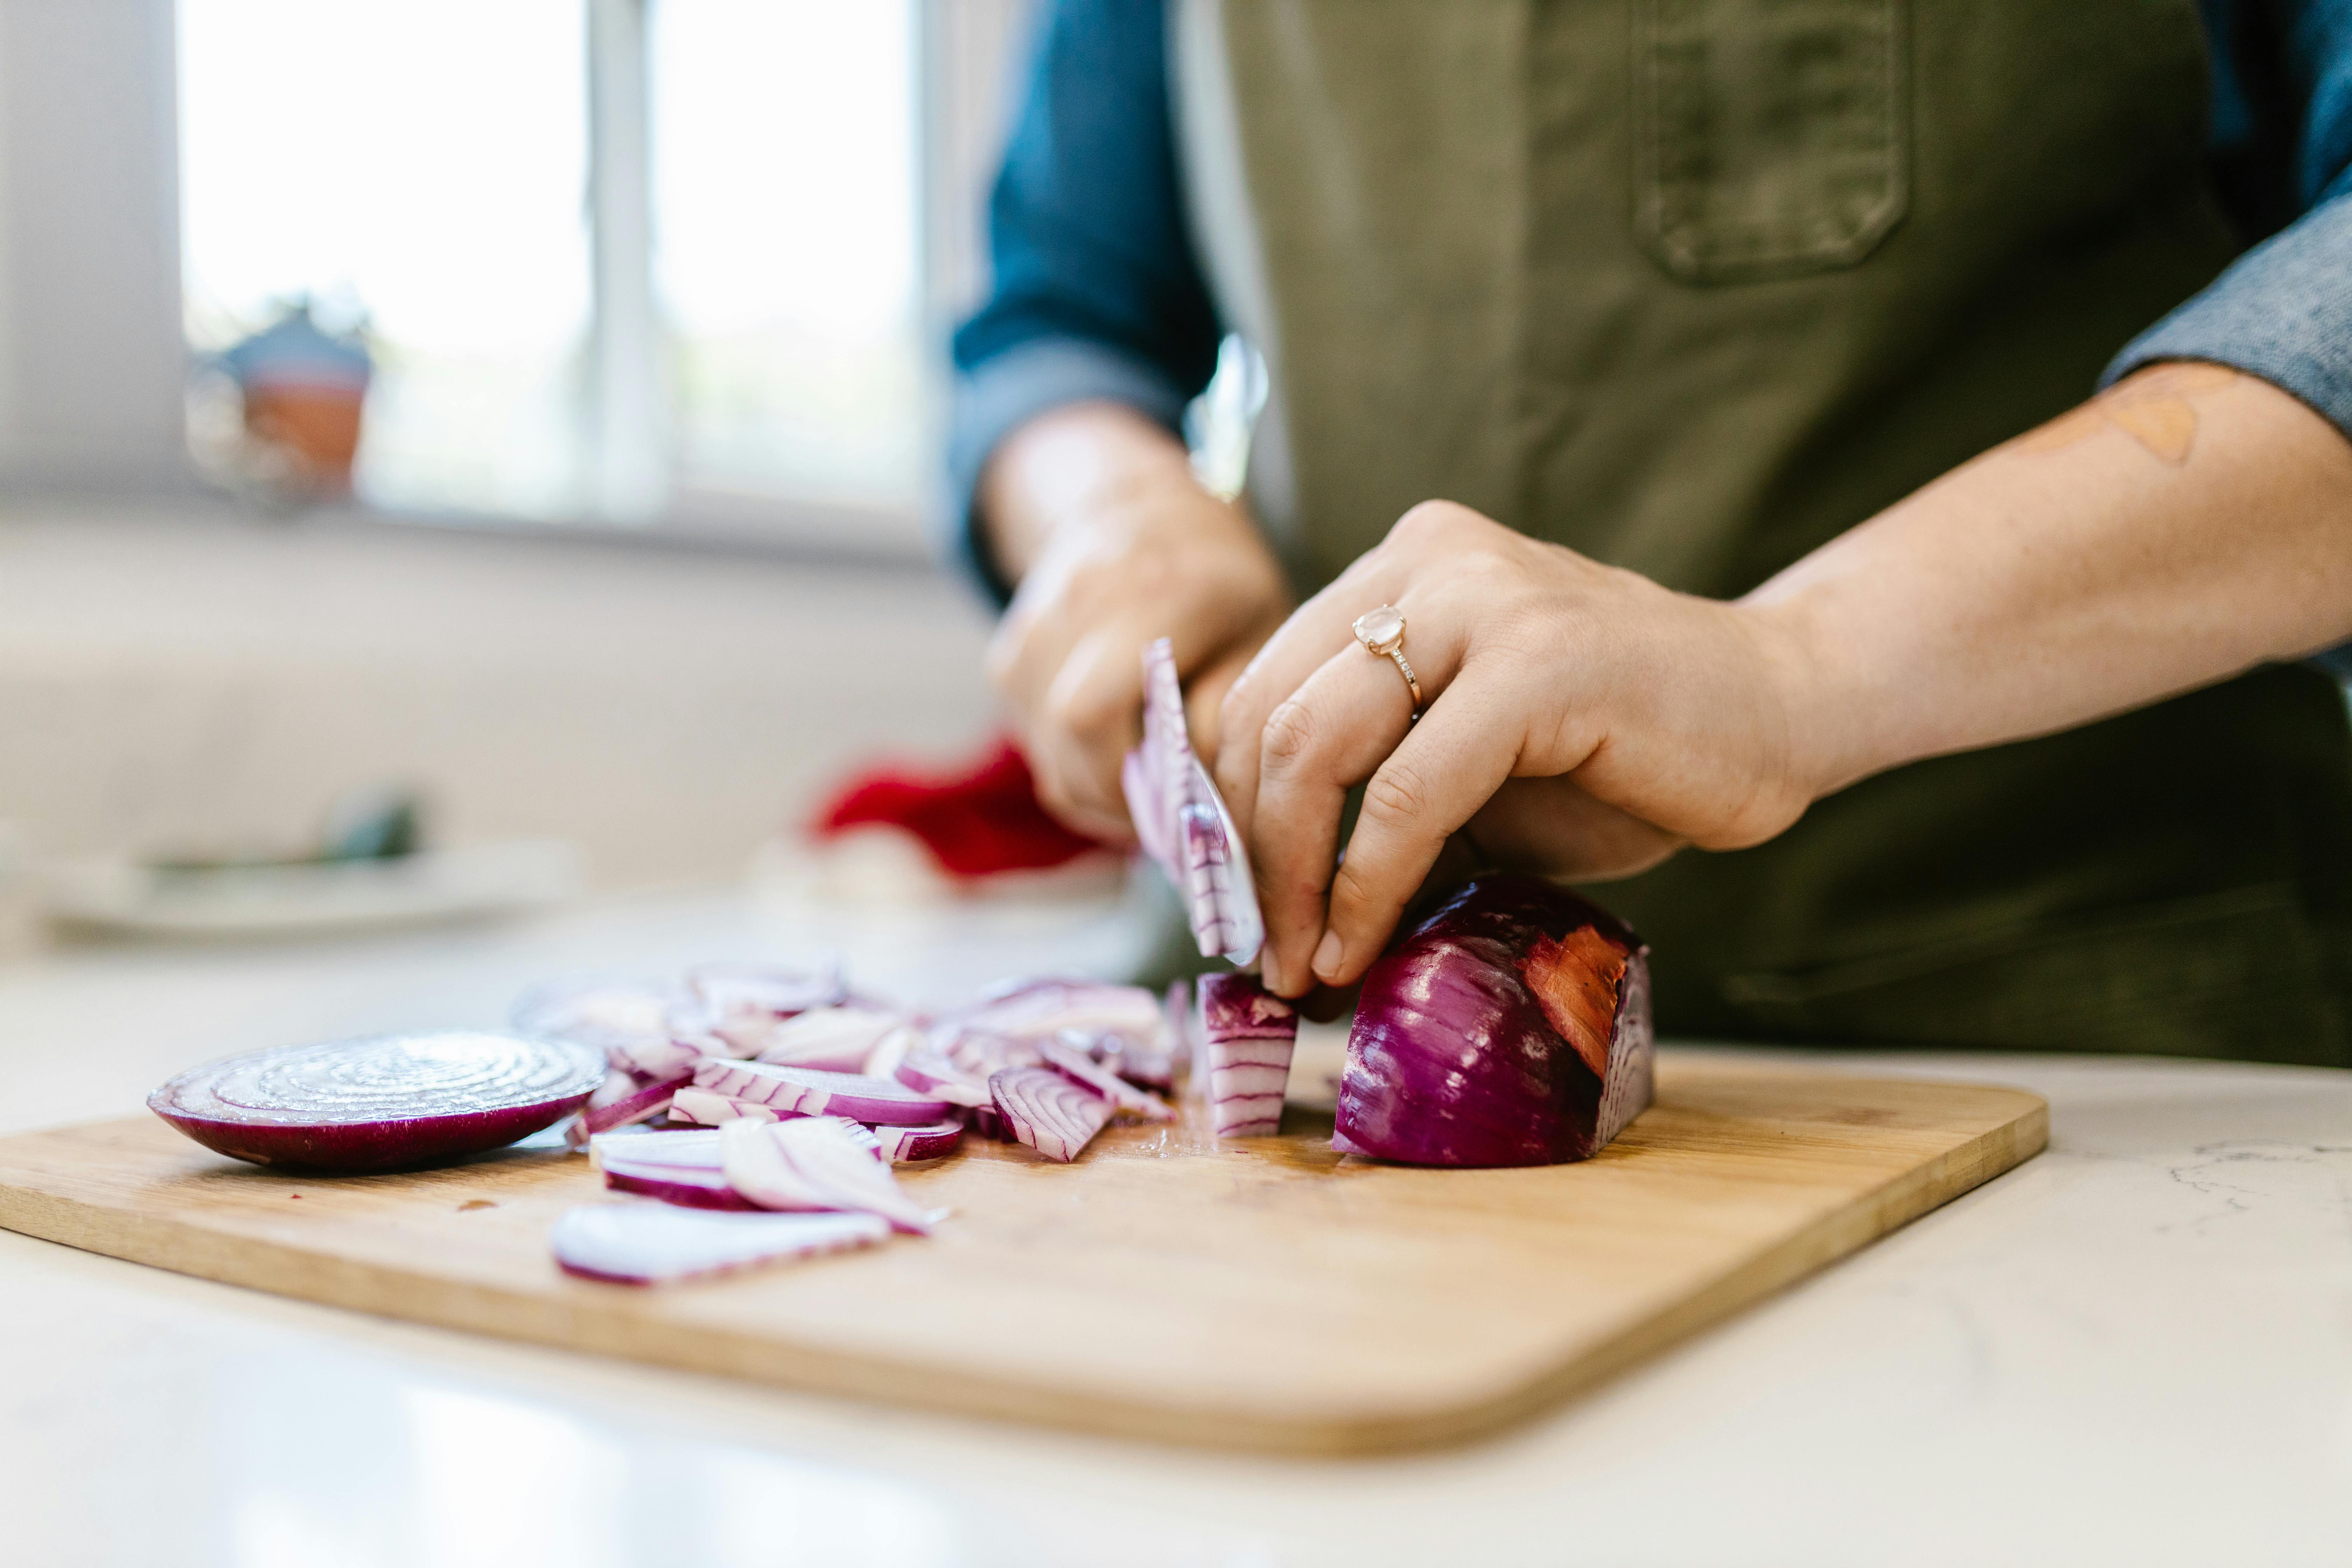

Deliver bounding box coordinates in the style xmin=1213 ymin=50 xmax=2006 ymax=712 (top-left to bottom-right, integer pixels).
xmin=1352 ymin=604 xmax=1424 ymax=717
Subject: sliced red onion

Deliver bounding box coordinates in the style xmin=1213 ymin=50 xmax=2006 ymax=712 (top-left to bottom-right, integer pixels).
xmin=961 ymin=1102 xmax=1014 ymax=1141
xmin=600 ymin=1156 xmax=759 ymax=1210
xmin=149 ymin=1030 xmax=602 ymax=1172
xmin=689 ymin=962 xmax=846 ymax=1022
xmin=944 ymin=978 xmax=1166 ymax=1043
xmin=590 ymin=1126 xmax=719 ymax=1167
xmin=510 ymin=976 xmax=676 ymax=1048
xmin=1040 ymin=1035 xmax=1174 ymax=1121
xmin=665 ymin=1085 xmax=785 ymax=1128
xmin=749 ymin=1006 xmax=903 ymax=1072
xmin=892 ymin=1045 xmax=994 ymax=1107
xmin=1199 ymin=973 xmax=1297 ymax=1138
xmin=870 ymin=1119 xmax=964 ymax=1163
xmin=552 ymin=1203 xmax=887 ymax=1285
xmin=989 ymin=1066 xmax=1112 ymax=1162
xmin=580 ymin=1070 xmax=690 ymax=1135
xmin=695 ymin=1059 xmax=952 ymax=1125
xmin=719 ymin=1117 xmax=935 ymax=1233
xmin=1337 ymin=875 xmax=1654 ymax=1167
xmin=1120 ymin=637 xmax=1265 ymax=964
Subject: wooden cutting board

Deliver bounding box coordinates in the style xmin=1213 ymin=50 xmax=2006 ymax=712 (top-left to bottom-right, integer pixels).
xmin=0 ymin=1056 xmax=2042 ymax=1454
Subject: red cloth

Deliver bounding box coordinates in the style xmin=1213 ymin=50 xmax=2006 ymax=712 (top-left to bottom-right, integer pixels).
xmin=810 ymin=738 xmax=1109 ymax=878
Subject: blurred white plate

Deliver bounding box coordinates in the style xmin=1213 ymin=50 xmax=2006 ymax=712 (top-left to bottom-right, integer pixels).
xmin=46 ymin=839 xmax=581 ymax=938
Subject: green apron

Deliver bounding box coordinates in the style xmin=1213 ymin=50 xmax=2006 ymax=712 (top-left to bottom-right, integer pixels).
xmin=1171 ymin=0 xmax=2352 ymax=1063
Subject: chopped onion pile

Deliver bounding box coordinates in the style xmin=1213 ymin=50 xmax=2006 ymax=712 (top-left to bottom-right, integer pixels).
xmin=148 ymin=1030 xmax=602 ymax=1172
xmin=1121 ymin=637 xmax=1265 ymax=964
xmin=1198 ymin=974 xmax=1298 ymax=1138
xmin=1336 ymin=875 xmax=1655 ymax=1167
xmin=989 ymin=1066 xmax=1113 ymax=1162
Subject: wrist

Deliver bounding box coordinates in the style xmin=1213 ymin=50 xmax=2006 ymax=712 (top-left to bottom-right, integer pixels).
xmin=1733 ymin=589 xmax=1879 ymax=808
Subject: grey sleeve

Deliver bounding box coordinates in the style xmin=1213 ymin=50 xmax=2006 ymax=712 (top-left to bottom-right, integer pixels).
xmin=941 ymin=340 xmax=1196 ymax=606
xmin=2101 ymin=191 xmax=2352 ymax=438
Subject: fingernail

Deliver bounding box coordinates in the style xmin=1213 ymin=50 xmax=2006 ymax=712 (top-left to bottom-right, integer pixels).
xmin=1311 ymin=929 xmax=1344 ymax=983
xmin=1261 ymin=953 xmax=1287 ymax=997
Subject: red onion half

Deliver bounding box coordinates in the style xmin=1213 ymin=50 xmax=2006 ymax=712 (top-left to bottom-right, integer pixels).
xmin=989 ymin=1066 xmax=1111 ymax=1162
xmin=552 ymin=1204 xmax=887 ymax=1285
xmin=1336 ymin=875 xmax=1654 ymax=1167
xmin=149 ymin=1030 xmax=603 ymax=1172
xmin=1199 ymin=974 xmax=1297 ymax=1138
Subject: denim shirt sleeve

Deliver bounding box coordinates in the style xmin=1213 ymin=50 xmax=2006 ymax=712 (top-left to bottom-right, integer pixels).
xmin=2104 ymin=0 xmax=2352 ymax=441
xmin=943 ymin=0 xmax=1223 ymax=604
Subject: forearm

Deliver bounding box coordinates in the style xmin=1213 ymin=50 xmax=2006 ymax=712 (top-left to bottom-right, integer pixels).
xmin=977 ymin=402 xmax=1214 ymax=583
xmin=1753 ymin=364 xmax=2352 ymax=799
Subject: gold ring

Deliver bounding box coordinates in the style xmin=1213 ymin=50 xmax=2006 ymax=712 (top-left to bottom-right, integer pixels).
xmin=1352 ymin=604 xmax=1424 ymax=715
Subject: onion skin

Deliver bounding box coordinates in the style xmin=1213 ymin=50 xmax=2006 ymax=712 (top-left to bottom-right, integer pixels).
xmin=1336 ymin=875 xmax=1654 ymax=1168
xmin=1199 ymin=974 xmax=1296 ymax=1138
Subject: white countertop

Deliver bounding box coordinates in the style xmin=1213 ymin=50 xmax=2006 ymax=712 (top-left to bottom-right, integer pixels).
xmin=2 ymin=890 xmax=2346 ymax=1568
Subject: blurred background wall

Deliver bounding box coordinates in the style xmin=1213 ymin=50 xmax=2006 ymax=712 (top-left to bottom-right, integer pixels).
xmin=0 ymin=0 xmax=1035 ymax=894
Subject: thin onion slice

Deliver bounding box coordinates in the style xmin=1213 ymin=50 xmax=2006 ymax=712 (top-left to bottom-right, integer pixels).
xmin=580 ymin=1070 xmax=689 ymax=1135
xmin=552 ymin=1203 xmax=886 ymax=1285
xmin=1121 ymin=637 xmax=1264 ymax=964
xmin=1199 ymin=974 xmax=1297 ymax=1138
xmin=600 ymin=1156 xmax=758 ymax=1210
xmin=149 ymin=1030 xmax=602 ymax=1172
xmin=588 ymin=1126 xmax=723 ymax=1169
xmin=689 ymin=962 xmax=846 ymax=1022
xmin=871 ymin=1119 xmax=964 ymax=1163
xmin=748 ymin=1006 xmax=903 ymax=1071
xmin=990 ymin=1066 xmax=1112 ymax=1162
xmin=1040 ymin=1035 xmax=1173 ymax=1121
xmin=695 ymin=1059 xmax=951 ymax=1125
xmin=719 ymin=1117 xmax=934 ymax=1233
xmin=665 ymin=1085 xmax=786 ymax=1128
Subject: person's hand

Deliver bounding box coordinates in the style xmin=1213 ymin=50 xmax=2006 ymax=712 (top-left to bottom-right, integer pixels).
xmin=980 ymin=404 xmax=1292 ymax=842
xmin=1214 ymin=500 xmax=1822 ymax=997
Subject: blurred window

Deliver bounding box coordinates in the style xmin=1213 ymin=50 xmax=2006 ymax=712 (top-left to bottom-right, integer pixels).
xmin=177 ymin=0 xmax=927 ymax=538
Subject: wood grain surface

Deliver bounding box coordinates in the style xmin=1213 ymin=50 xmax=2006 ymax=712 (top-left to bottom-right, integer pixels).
xmin=0 ymin=1055 xmax=2044 ymax=1453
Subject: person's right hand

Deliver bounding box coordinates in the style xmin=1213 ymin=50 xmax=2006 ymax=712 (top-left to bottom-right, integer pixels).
xmin=980 ymin=403 xmax=1292 ymax=843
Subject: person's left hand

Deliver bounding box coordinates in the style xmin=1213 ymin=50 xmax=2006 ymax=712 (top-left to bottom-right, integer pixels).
xmin=1214 ymin=500 xmax=1827 ymax=997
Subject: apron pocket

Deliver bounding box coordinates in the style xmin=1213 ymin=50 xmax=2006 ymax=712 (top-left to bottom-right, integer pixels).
xmin=1717 ymin=884 xmax=2346 ymax=1064
xmin=1633 ymin=0 xmax=1910 ymax=281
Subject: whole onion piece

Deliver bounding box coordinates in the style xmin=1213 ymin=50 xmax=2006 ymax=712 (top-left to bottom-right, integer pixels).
xmin=1336 ymin=875 xmax=1654 ymax=1168
xmin=149 ymin=1030 xmax=603 ymax=1172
